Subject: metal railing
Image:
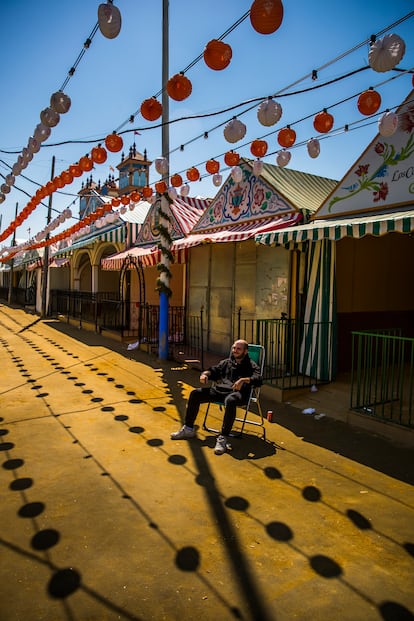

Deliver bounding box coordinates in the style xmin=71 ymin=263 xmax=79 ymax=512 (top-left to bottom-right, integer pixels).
xmin=234 ymin=314 xmax=335 ymax=387
xmin=351 ymin=329 xmax=414 ymax=428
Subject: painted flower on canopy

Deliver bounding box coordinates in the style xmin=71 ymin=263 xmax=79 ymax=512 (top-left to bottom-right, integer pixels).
xmin=373 ymin=182 xmax=388 ymax=202
xmin=355 ymin=164 xmax=369 ymax=177
xmin=253 ymin=187 xmax=265 ymax=208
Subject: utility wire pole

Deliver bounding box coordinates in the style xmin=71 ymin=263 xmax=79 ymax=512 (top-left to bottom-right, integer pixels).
xmin=7 ymin=202 xmax=18 ymax=305
xmin=41 ymin=155 xmax=55 ymax=318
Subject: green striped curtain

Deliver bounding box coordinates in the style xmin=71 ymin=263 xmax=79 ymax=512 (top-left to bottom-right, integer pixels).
xmin=300 ymin=239 xmax=337 ymax=382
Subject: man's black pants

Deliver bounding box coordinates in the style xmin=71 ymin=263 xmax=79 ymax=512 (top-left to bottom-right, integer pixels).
xmin=184 ymin=386 xmax=247 ymax=436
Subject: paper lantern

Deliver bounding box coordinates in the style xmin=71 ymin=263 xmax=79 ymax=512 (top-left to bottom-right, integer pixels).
xmin=140 ymin=97 xmax=163 ymax=121
xmin=98 ymin=2 xmax=122 ymax=39
xmin=277 ymin=127 xmax=296 ymax=148
xmin=252 ymin=160 xmax=264 ymax=176
xmin=130 ymin=190 xmax=141 ymax=202
xmin=250 ymin=0 xmax=284 ymax=34
xmin=22 ymin=147 xmax=33 ymax=164
xmin=121 ymin=195 xmax=130 ymax=205
xmin=224 ymin=151 xmax=240 ymax=167
xmin=378 ymin=111 xmax=399 ymax=136
xmin=186 ymin=167 xmax=200 ymax=182
xmin=166 ymin=73 xmax=192 ymax=101
xmin=170 ymin=173 xmax=183 ymax=188
xmin=69 ymin=163 xmax=82 ymax=177
xmin=369 ymin=34 xmax=405 ymax=72
xmin=223 ymin=118 xmax=247 ymax=143
xmin=203 ymin=39 xmax=232 ymax=71
xmin=307 ymin=138 xmax=320 ymax=159
xmin=357 ymin=89 xmax=381 ymax=116
xmin=91 ymin=145 xmax=108 ymax=164
xmin=313 ymin=110 xmax=334 ymax=133
xmin=250 ymin=139 xmax=268 ymax=158
xmin=168 ymin=186 xmax=178 ymax=200
xmin=0 ymin=194 xmax=5 ymax=204
xmin=142 ymin=186 xmax=153 ymax=198
xmin=61 ymin=170 xmax=74 ymax=185
xmin=212 ymin=173 xmax=222 ymax=187
xmin=34 ymin=123 xmax=51 ymax=143
xmin=206 ymin=159 xmax=220 ymax=174
xmin=105 ymin=132 xmax=123 ymax=152
xmin=231 ymin=166 xmax=243 ymax=183
xmin=12 ymin=162 xmax=22 ymax=176
xmin=155 ymin=180 xmax=167 ymax=194
xmin=40 ymin=107 xmax=60 ymax=128
xmin=28 ymin=136 xmax=40 ymax=154
xmin=54 ymin=176 xmax=65 ymax=189
xmin=180 ymin=184 xmax=190 ymax=197
xmin=1 ymin=183 xmax=10 ymax=194
xmin=276 ymin=150 xmax=291 ymax=167
xmin=155 ymin=157 xmax=168 ymax=175
xmin=5 ymin=174 xmax=15 ymax=187
xmin=50 ymin=91 xmax=71 ymax=114
xmin=79 ymin=155 xmax=94 ymax=172
xmin=257 ymin=98 xmax=282 ymax=126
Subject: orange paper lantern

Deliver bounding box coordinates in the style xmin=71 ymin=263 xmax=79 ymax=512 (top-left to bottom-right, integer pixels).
xmin=91 ymin=145 xmax=108 ymax=164
xmin=61 ymin=170 xmax=74 ymax=185
xmin=224 ymin=151 xmax=240 ymax=167
xmin=277 ymin=127 xmax=296 ymax=148
xmin=250 ymin=139 xmax=268 ymax=158
xmin=166 ymin=73 xmax=192 ymax=101
xmin=140 ymin=98 xmax=163 ymax=121
xmin=155 ymin=180 xmax=167 ymax=194
xmin=69 ymin=163 xmax=82 ymax=177
xmin=142 ymin=186 xmax=153 ymax=198
xmin=170 ymin=173 xmax=183 ymax=188
xmin=130 ymin=190 xmax=141 ymax=202
xmin=203 ymin=39 xmax=232 ymax=71
xmin=206 ymin=159 xmax=220 ymax=174
xmin=250 ymin=0 xmax=284 ymax=35
xmin=79 ymin=155 xmax=94 ymax=172
xmin=357 ymin=89 xmax=381 ymax=115
xmin=186 ymin=167 xmax=200 ymax=182
xmin=313 ymin=110 xmax=334 ymax=133
xmin=105 ymin=132 xmax=123 ymax=153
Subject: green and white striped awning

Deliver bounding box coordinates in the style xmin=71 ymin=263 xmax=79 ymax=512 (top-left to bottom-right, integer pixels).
xmin=255 ymin=209 xmax=414 ymax=246
xmin=53 ymin=223 xmax=125 ymax=257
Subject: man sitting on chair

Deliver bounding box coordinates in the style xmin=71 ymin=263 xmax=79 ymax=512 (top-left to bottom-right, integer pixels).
xmin=171 ymin=339 xmax=263 ymax=455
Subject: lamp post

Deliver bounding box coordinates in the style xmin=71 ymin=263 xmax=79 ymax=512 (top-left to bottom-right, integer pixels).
xmin=158 ymin=0 xmax=170 ymax=360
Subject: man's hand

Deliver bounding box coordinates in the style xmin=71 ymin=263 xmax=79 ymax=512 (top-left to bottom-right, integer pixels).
xmin=232 ymin=377 xmax=249 ymax=391
xmin=200 ymin=372 xmax=209 ymax=385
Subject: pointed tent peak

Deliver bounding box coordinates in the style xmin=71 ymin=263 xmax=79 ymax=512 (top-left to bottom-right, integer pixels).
xmin=314 ymin=88 xmax=414 ymax=220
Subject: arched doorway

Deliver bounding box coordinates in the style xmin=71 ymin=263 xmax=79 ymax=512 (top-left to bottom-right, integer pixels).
xmin=119 ymin=256 xmax=145 ymax=340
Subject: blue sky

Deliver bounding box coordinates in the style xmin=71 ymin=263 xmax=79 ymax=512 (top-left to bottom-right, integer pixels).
xmin=0 ymin=0 xmax=413 ymax=244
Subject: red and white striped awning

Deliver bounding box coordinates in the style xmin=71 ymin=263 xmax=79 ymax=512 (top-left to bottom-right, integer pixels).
xmin=101 ymin=212 xmax=302 ymax=270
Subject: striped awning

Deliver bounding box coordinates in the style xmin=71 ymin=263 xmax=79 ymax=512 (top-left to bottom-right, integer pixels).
xmin=255 ymin=209 xmax=414 ymax=246
xmin=53 ymin=222 xmax=125 ymax=257
xmin=174 ymin=212 xmax=302 ymax=251
xmin=101 ymin=245 xmax=159 ymax=270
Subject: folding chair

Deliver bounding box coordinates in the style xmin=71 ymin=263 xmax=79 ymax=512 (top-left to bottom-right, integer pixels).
xmin=202 ymin=344 xmax=266 ymax=439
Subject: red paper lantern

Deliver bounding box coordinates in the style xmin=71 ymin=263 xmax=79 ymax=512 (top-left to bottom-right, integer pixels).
xmin=79 ymin=155 xmax=93 ymax=172
xmin=140 ymin=98 xmax=163 ymax=121
xmin=186 ymin=167 xmax=200 ymax=182
xmin=313 ymin=110 xmax=334 ymax=133
xmin=120 ymin=195 xmax=130 ymax=205
xmin=91 ymin=145 xmax=108 ymax=164
xmin=357 ymin=89 xmax=381 ymax=116
xmin=155 ymin=180 xmax=167 ymax=194
xmin=277 ymin=127 xmax=296 ymax=148
xmin=224 ymin=151 xmax=240 ymax=167
xmin=203 ymin=39 xmax=232 ymax=71
xmin=170 ymin=173 xmax=183 ymax=188
xmin=206 ymin=159 xmax=220 ymax=174
xmin=105 ymin=132 xmax=123 ymax=153
xmin=250 ymin=139 xmax=268 ymax=158
xmin=142 ymin=186 xmax=153 ymax=198
xmin=250 ymin=0 xmax=284 ymax=35
xmin=69 ymin=163 xmax=82 ymax=177
xmin=111 ymin=198 xmax=121 ymax=207
xmin=61 ymin=170 xmax=74 ymax=185
xmin=130 ymin=191 xmax=141 ymax=202
xmin=166 ymin=73 xmax=192 ymax=101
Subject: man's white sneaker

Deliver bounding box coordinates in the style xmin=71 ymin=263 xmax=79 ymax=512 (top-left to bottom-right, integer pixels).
xmin=214 ymin=434 xmax=228 ymax=455
xmin=171 ymin=425 xmax=196 ymax=440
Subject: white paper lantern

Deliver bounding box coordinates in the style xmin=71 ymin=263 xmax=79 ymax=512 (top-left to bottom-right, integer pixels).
xmin=168 ymin=186 xmax=178 ymax=200
xmin=148 ymin=195 xmax=156 ymax=205
xmin=129 ymin=203 xmax=135 ymax=211
xmin=0 ymin=194 xmax=5 ymax=203
xmin=378 ymin=110 xmax=399 ymax=136
xmin=22 ymin=147 xmax=33 ymax=164
xmin=40 ymin=107 xmax=60 ymax=128
xmin=223 ymin=118 xmax=246 ymax=143
xmin=252 ymin=159 xmax=263 ymax=176
xmin=5 ymin=174 xmax=15 ymax=186
xmin=155 ymin=156 xmax=169 ymax=175
xmin=50 ymin=91 xmax=71 ymax=114
xmin=12 ymin=162 xmax=22 ymax=176
xmin=231 ymin=165 xmax=243 ymax=182
xmin=276 ymin=150 xmax=291 ymax=167
xmin=63 ymin=208 xmax=72 ymax=218
xmin=1 ymin=183 xmax=10 ymax=194
xmin=368 ymin=33 xmax=406 ymax=72
xmin=120 ymin=205 xmax=127 ymax=214
xmin=98 ymin=2 xmax=122 ymax=39
xmin=257 ymin=99 xmax=282 ymax=127
xmin=212 ymin=173 xmax=222 ymax=187
xmin=28 ymin=136 xmax=40 ymax=154
xmin=180 ymin=183 xmax=190 ymax=197
xmin=307 ymin=138 xmax=320 ymax=159
xmin=34 ymin=123 xmax=51 ymax=143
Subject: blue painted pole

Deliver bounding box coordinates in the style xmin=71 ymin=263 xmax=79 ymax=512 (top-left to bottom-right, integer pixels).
xmin=159 ymin=290 xmax=168 ymax=360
